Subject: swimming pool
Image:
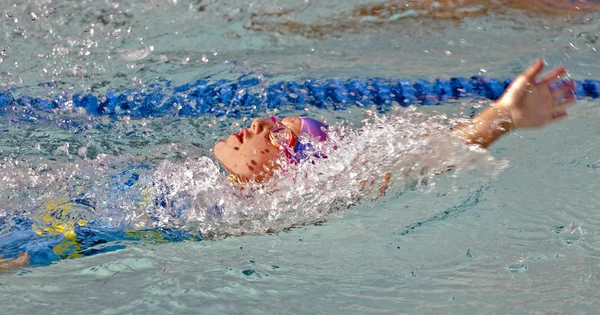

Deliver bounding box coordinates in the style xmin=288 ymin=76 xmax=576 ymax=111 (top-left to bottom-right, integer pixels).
xmin=1 ymin=0 xmax=600 ymax=313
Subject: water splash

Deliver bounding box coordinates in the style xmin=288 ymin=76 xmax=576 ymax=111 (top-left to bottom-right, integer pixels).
xmin=1 ymin=107 xmax=506 ymax=244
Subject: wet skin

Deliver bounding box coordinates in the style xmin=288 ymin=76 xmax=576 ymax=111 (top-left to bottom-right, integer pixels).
xmin=215 ymin=60 xmax=576 ymax=185
xmin=213 ymin=117 xmax=302 ymax=183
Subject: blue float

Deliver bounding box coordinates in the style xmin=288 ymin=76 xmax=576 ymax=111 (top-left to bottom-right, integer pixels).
xmin=0 ymin=76 xmax=595 ymax=119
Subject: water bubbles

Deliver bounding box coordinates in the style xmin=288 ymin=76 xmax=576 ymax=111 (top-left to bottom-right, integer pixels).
xmin=569 ymin=42 xmax=578 ymax=50
xmin=54 ymin=143 xmax=70 ymax=156
xmin=508 ymin=263 xmax=528 ymax=272
xmin=72 ymin=64 xmax=85 ymax=77
xmin=563 ymin=235 xmax=580 ymax=245
xmin=117 ymin=46 xmax=152 ymax=61
xmin=77 ymin=146 xmax=88 ymax=158
xmin=0 ymin=107 xmax=504 ymax=237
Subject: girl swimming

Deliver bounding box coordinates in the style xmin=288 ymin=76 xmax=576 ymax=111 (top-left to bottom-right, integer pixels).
xmin=0 ymin=59 xmax=577 ymax=270
xmin=213 ymin=59 xmax=576 ymax=184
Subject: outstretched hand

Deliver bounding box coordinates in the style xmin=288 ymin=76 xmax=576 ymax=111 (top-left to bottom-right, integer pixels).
xmin=497 ymin=58 xmax=577 ymax=129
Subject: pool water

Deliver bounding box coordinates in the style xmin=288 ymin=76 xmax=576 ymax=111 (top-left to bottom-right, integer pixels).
xmin=1 ymin=0 xmax=600 ymax=314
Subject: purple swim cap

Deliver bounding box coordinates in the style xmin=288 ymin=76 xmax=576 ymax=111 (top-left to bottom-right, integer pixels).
xmin=268 ymin=116 xmax=329 ymax=161
xmin=293 ymin=117 xmax=328 ymax=159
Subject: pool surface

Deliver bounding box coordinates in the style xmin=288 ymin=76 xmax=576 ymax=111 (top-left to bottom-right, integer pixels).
xmin=1 ymin=0 xmax=600 ymax=314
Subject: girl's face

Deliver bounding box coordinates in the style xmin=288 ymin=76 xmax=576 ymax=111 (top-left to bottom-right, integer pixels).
xmin=213 ymin=118 xmax=284 ymax=183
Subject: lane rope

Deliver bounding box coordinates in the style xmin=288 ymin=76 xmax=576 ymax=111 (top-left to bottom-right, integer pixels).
xmin=1 ymin=76 xmax=596 ymax=118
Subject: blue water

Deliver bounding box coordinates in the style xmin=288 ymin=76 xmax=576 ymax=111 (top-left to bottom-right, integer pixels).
xmin=1 ymin=0 xmax=600 ymax=314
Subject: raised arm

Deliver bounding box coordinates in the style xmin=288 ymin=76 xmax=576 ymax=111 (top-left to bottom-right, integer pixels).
xmin=453 ymin=59 xmax=576 ymax=148
xmin=374 ymin=59 xmax=577 ymax=197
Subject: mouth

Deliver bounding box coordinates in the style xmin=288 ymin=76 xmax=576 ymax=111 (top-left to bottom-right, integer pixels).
xmin=233 ymin=129 xmax=248 ymax=143
xmin=232 ymin=133 xmax=243 ymax=143
xmin=233 ymin=134 xmax=242 ymax=143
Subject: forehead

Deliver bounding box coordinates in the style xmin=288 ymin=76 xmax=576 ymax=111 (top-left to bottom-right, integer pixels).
xmin=215 ymin=133 xmax=278 ymax=163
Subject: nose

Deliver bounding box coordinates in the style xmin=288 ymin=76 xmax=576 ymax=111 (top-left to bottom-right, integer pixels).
xmin=251 ymin=118 xmax=273 ymax=134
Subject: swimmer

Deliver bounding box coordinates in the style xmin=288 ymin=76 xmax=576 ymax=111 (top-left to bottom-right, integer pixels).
xmin=214 ymin=58 xmax=577 ymax=184
xmin=0 ymin=59 xmax=576 ymax=271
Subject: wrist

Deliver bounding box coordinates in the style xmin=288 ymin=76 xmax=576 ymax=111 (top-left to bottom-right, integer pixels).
xmin=453 ymin=102 xmax=516 ymax=148
xmin=489 ymin=101 xmax=517 ymax=132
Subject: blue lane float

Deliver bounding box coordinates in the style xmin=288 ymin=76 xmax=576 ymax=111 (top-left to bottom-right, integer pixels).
xmin=1 ymin=76 xmax=597 ymax=119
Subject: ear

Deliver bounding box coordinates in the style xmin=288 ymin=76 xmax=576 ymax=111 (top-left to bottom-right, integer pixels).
xmin=280 ymin=117 xmax=303 ymax=135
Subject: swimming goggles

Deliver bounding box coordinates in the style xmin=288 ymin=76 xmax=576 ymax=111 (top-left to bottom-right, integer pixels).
xmin=268 ymin=116 xmax=298 ymax=151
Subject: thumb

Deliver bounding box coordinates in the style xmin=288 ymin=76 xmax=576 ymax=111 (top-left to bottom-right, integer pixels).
xmin=503 ymin=59 xmax=544 ymax=103
xmin=521 ymin=58 xmax=544 ymax=81
xmin=502 ymin=75 xmax=528 ymax=105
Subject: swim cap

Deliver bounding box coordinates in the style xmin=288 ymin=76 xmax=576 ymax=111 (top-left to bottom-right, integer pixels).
xmin=293 ymin=117 xmax=328 ymax=159
xmin=269 ymin=116 xmax=329 ymax=162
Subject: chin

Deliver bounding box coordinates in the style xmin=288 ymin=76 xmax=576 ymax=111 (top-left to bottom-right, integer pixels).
xmin=213 ymin=141 xmax=228 ymax=158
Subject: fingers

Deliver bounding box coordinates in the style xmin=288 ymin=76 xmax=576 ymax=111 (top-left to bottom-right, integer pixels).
xmin=551 ymin=92 xmax=576 ymax=122
xmin=505 ymin=59 xmax=545 ymax=104
xmin=540 ymin=65 xmax=567 ymax=84
xmin=551 ymin=79 xmax=577 ymax=109
xmin=522 ymin=59 xmax=570 ymax=86
xmin=551 ymin=80 xmax=576 ymax=98
xmin=359 ymin=179 xmax=368 ymax=190
xmin=522 ymin=58 xmax=544 ymax=81
xmin=378 ymin=172 xmax=391 ymax=197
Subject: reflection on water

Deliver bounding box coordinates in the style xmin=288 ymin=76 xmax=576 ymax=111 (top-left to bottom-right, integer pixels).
xmin=1 ymin=0 xmax=598 ymax=91
xmin=246 ymin=0 xmax=600 ymax=38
